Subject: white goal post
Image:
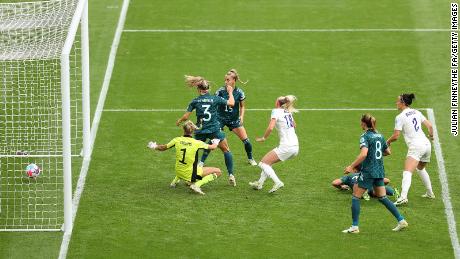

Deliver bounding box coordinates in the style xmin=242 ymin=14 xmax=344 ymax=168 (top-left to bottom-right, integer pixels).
xmin=0 ymin=0 xmax=90 ymax=232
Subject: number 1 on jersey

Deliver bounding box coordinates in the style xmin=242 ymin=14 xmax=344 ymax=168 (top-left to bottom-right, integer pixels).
xmin=179 ymin=148 xmax=187 ymax=164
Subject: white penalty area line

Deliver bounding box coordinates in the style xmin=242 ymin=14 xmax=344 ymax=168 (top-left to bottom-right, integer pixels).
xmin=427 ymin=109 xmax=460 ymax=259
xmin=103 ymin=108 xmax=430 ymax=112
xmin=123 ymin=28 xmax=450 ymax=33
xmin=58 ymin=0 xmax=131 ymax=258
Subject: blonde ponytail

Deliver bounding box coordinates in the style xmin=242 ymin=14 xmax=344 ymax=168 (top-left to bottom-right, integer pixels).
xmin=278 ymin=95 xmax=298 ymax=113
xmin=184 ymin=75 xmax=210 ymax=90
xmin=227 ymin=69 xmax=248 ymax=85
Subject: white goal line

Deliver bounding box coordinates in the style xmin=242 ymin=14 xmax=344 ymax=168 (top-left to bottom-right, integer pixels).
xmin=123 ymin=28 xmax=450 ymax=33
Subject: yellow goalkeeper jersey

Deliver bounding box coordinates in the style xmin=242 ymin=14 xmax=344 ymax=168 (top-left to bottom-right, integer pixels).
xmin=166 ymin=136 xmax=209 ymax=182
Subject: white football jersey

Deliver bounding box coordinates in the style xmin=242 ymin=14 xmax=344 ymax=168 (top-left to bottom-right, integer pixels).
xmin=394 ymin=108 xmax=430 ymax=147
xmin=271 ymin=108 xmax=299 ymax=146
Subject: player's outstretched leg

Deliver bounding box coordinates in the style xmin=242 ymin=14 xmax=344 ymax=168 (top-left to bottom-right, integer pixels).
xmin=190 ymin=167 xmax=222 ymax=195
xmin=395 ymin=171 xmax=411 ymax=205
xmin=343 ymin=195 xmax=360 ymax=233
xmin=223 ymin=151 xmax=235 ymax=186
xmin=378 ymin=196 xmax=408 ymax=231
xmin=249 ymin=171 xmax=267 ymax=190
xmin=417 ymin=168 xmax=435 ymax=198
xmin=258 ymin=162 xmax=283 ymax=193
xmin=243 ymin=138 xmax=257 ymax=166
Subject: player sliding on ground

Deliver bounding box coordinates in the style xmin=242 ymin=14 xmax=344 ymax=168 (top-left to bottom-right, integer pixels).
xmin=147 ymin=121 xmax=221 ymax=195
xmin=249 ymin=95 xmax=299 ymax=193
xmin=176 ymin=75 xmax=237 ymax=186
xmin=342 ymin=114 xmax=408 ymax=234
xmin=200 ymin=69 xmax=257 ymax=166
xmin=386 ymin=93 xmax=435 ymax=206
xmin=332 ymin=173 xmax=400 ymax=201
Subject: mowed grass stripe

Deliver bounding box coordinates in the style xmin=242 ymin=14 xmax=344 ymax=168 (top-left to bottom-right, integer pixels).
xmin=124 ymin=28 xmax=450 ymax=32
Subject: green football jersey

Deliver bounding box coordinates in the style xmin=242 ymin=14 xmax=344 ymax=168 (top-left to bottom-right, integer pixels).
xmin=187 ymin=93 xmax=227 ymax=134
xmin=216 ymin=86 xmax=246 ymax=123
xmin=359 ymin=130 xmax=388 ymax=178
xmin=341 ymin=173 xmax=360 ymax=188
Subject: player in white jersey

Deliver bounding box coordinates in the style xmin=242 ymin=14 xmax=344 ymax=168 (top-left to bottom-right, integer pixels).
xmin=386 ymin=93 xmax=435 ymax=206
xmin=249 ymin=95 xmax=299 ymax=193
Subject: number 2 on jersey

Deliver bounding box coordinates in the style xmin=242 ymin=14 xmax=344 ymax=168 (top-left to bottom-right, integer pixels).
xmin=412 ymin=117 xmax=419 ymax=132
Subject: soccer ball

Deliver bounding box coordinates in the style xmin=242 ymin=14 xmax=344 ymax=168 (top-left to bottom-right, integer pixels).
xmin=26 ymin=163 xmax=41 ymax=178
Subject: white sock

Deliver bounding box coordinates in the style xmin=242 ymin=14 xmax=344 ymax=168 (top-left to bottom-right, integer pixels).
xmin=258 ymin=162 xmax=282 ymax=184
xmin=417 ymin=168 xmax=434 ymax=195
xmin=400 ymin=171 xmax=412 ymax=199
xmin=257 ymin=171 xmax=268 ymax=185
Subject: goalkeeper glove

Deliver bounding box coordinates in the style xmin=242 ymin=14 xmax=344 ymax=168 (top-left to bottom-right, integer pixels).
xmin=147 ymin=141 xmax=157 ymax=150
xmin=211 ymin=139 xmax=220 ymax=145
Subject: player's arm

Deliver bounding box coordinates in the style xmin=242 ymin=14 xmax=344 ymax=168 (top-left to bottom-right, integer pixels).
xmin=226 ymin=85 xmax=235 ymax=107
xmin=176 ymin=112 xmax=192 ymax=126
xmin=148 ymin=138 xmax=176 ymax=151
xmin=386 ymin=130 xmax=401 ymax=146
xmin=383 ymin=146 xmax=391 ymax=156
xmin=154 ymin=144 xmax=168 ymax=151
xmin=422 ymin=120 xmax=434 ymax=140
xmin=239 ymin=100 xmax=245 ymax=125
xmin=345 ymin=147 xmax=368 ymax=174
xmin=208 ymin=139 xmax=219 ymax=150
xmin=256 ymin=118 xmax=276 ymax=142
xmin=332 ymin=178 xmax=344 ymax=189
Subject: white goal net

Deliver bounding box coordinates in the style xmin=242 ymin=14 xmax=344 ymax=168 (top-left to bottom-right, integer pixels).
xmin=0 ymin=0 xmax=90 ymax=231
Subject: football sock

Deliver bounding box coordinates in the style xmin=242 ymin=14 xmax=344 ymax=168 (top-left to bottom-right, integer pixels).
xmin=351 ymin=195 xmax=360 ymax=226
xmin=224 ymin=151 xmax=234 ymax=175
xmin=385 ymin=186 xmax=395 ymax=196
xmin=257 ymin=171 xmax=268 ymax=185
xmin=379 ymin=196 xmax=404 ymax=221
xmin=416 ymin=168 xmax=434 ymax=195
xmin=258 ymin=162 xmax=281 ymax=184
xmin=400 ymin=171 xmax=412 ymax=199
xmin=242 ymin=138 xmax=253 ymax=160
xmin=200 ymin=149 xmax=210 ymax=163
xmin=170 ymin=176 xmax=180 ymax=185
xmin=195 ymin=173 xmax=218 ymax=187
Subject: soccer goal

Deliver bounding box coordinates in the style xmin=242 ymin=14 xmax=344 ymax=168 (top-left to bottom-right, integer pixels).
xmin=0 ymin=0 xmax=90 ymax=232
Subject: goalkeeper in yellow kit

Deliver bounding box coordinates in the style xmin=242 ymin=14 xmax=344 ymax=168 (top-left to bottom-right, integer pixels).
xmin=147 ymin=120 xmax=221 ymax=195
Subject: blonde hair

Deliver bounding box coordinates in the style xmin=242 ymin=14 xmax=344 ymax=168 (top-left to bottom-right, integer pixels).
xmin=226 ymin=69 xmax=248 ymax=85
xmin=184 ymin=75 xmax=210 ymax=90
xmin=277 ymin=95 xmax=298 ymax=113
xmin=182 ymin=120 xmax=198 ymax=135
xmin=361 ymin=113 xmax=377 ymax=131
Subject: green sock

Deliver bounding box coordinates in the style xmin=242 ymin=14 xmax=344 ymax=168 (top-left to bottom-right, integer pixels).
xmin=195 ymin=173 xmax=217 ymax=187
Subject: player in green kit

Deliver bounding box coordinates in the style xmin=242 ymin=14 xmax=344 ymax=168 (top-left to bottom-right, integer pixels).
xmin=147 ymin=121 xmax=222 ymax=195
xmin=342 ymin=114 xmax=408 ymax=233
xmin=332 ymin=173 xmax=399 ymax=200
xmin=200 ymin=69 xmax=257 ymax=166
xmin=176 ymin=75 xmax=238 ymax=186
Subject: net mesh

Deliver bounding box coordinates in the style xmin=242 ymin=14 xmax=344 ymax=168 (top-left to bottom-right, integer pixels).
xmin=0 ymin=0 xmax=83 ymax=230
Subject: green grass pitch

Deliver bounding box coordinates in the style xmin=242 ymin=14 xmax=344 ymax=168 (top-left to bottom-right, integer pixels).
xmin=1 ymin=0 xmax=459 ymax=258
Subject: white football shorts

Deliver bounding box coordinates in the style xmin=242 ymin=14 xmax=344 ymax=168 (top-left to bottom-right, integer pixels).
xmin=273 ymin=145 xmax=299 ymax=161
xmin=407 ymin=143 xmax=431 ymax=162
